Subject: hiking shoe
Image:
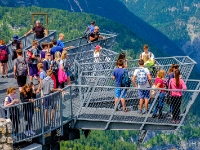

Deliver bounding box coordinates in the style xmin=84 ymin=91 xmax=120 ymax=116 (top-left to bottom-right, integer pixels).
xmin=138 ymin=110 xmax=142 ymax=114
xmin=152 ymin=114 xmax=157 ymax=118
xmin=158 ymin=115 xmax=164 ymax=119
xmin=30 ymin=130 xmax=35 ymax=135
xmin=172 ymin=120 xmax=176 ymax=124
xmin=34 ymin=76 xmax=38 ymax=80
xmin=24 ymin=131 xmax=31 ymax=136
xmin=6 ymin=75 xmax=8 ymax=78
xmin=143 ymin=110 xmax=149 ymax=114
xmin=1 ymin=76 xmax=4 ymax=78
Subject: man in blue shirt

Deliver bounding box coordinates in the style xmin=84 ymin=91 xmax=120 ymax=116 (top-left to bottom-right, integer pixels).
xmin=57 ymin=33 xmax=74 ymax=51
xmin=112 ymin=59 xmax=128 ymax=112
xmin=50 ymin=39 xmax=63 ymax=59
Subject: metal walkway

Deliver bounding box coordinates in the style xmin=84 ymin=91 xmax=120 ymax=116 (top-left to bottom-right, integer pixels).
xmin=0 ymin=31 xmax=200 ymax=146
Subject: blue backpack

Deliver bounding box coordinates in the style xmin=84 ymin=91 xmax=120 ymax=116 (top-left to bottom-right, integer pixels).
xmin=121 ymin=69 xmax=131 ymax=87
xmin=136 ymin=68 xmax=148 ymax=85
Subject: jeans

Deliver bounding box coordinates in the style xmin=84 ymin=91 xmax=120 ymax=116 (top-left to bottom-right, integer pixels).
xmin=26 ymin=111 xmax=33 ymax=131
xmin=153 ymin=92 xmax=165 ymax=116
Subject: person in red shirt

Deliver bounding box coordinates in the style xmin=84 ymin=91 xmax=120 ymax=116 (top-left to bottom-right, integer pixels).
xmin=152 ymin=69 xmax=166 ymax=119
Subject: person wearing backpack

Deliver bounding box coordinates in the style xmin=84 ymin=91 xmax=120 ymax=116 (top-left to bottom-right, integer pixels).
xmin=132 ymin=59 xmax=152 ymax=114
xmin=61 ymin=51 xmax=71 ymax=85
xmin=14 ymin=49 xmax=28 ymax=92
xmin=112 ymin=59 xmax=129 ymax=112
xmin=27 ymin=40 xmax=39 ymax=84
xmin=11 ymin=34 xmax=22 ymax=60
xmin=0 ymin=39 xmax=10 ymax=78
xmin=51 ymin=51 xmax=62 ymax=88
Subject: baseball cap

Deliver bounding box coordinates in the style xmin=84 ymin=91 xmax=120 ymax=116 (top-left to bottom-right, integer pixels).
xmin=13 ymin=34 xmax=19 ymax=40
xmin=95 ymin=45 xmax=102 ymax=50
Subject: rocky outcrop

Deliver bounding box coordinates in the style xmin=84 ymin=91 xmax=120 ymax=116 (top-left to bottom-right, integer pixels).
xmin=0 ymin=118 xmax=13 ymax=150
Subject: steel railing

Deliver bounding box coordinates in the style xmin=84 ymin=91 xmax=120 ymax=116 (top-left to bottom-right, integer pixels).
xmin=0 ymin=82 xmax=200 ymax=143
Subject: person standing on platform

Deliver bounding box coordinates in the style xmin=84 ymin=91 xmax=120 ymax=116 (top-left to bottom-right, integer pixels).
xmin=14 ymin=49 xmax=28 ymax=92
xmin=57 ymin=33 xmax=74 ymax=51
xmin=132 ymin=59 xmax=152 ymax=114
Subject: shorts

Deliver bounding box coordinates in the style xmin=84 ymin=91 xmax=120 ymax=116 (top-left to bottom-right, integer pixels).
xmin=0 ymin=60 xmax=8 ymax=63
xmin=44 ymin=96 xmax=56 ymax=109
xmin=115 ymin=88 xmax=127 ymax=98
xmin=29 ymin=64 xmax=39 ymax=77
xmin=138 ymin=89 xmax=150 ymax=99
xmin=17 ymin=76 xmax=27 ymax=87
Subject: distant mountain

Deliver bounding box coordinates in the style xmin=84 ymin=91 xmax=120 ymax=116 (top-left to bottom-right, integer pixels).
xmin=0 ymin=0 xmax=185 ymax=57
xmin=120 ymin=0 xmax=200 ymax=68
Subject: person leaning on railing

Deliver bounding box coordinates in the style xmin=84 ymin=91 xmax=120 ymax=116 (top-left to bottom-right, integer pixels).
xmin=168 ymin=70 xmax=187 ymax=124
xmin=3 ymin=87 xmax=20 ymax=138
xmin=42 ymin=70 xmax=63 ymax=125
xmin=89 ymin=26 xmax=105 ymax=43
xmin=57 ymin=33 xmax=74 ymax=51
xmin=20 ymin=83 xmax=36 ymax=137
xmin=24 ymin=20 xmax=48 ymax=40
xmin=0 ymin=39 xmax=10 ymax=78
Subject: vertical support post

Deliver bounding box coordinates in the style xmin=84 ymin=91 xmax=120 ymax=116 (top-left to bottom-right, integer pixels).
xmin=60 ymin=92 xmax=63 ymax=136
xmin=70 ymin=86 xmax=73 ymax=119
xmin=137 ymin=130 xmax=147 ymax=150
xmin=40 ymin=98 xmax=45 ymax=145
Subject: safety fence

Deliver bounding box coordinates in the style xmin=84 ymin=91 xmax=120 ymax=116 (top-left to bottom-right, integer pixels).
xmin=76 ymin=56 xmax=196 ymax=84
xmin=71 ymin=83 xmax=200 ymax=130
xmin=0 ymin=81 xmax=199 ymax=143
xmin=64 ymin=33 xmax=117 ymax=52
xmin=0 ymin=86 xmax=73 ymax=144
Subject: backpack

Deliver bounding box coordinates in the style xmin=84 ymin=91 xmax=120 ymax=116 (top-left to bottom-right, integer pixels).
xmin=2 ymin=96 xmax=12 ymax=107
xmin=52 ymin=60 xmax=59 ymax=74
xmin=16 ymin=58 xmax=28 ymax=76
xmin=136 ymin=68 xmax=148 ymax=85
xmin=11 ymin=41 xmax=20 ymax=60
xmin=0 ymin=48 xmax=8 ymax=61
xmin=26 ymin=49 xmax=33 ymax=63
xmin=121 ymin=69 xmax=131 ymax=87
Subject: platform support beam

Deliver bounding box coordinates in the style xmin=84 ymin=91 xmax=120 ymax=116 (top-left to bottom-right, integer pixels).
xmin=137 ymin=130 xmax=147 ymax=150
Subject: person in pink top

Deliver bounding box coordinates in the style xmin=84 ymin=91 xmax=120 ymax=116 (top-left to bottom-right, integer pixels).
xmin=168 ymin=70 xmax=187 ymax=123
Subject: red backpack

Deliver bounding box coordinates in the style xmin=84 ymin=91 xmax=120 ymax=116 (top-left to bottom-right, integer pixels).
xmin=26 ymin=49 xmax=33 ymax=63
xmin=0 ymin=48 xmax=8 ymax=61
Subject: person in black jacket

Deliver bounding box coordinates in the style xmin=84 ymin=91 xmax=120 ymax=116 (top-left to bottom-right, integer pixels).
xmin=20 ymin=83 xmax=36 ymax=137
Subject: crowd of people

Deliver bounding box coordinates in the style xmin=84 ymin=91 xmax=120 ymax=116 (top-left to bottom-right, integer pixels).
xmin=0 ymin=20 xmax=107 ymax=137
xmin=0 ymin=19 xmax=188 ymax=138
xmin=112 ymin=44 xmax=187 ymax=123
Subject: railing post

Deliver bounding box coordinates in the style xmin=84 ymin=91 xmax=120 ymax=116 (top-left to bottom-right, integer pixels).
xmin=40 ymin=98 xmax=45 ymax=145
xmin=60 ymin=92 xmax=63 ymax=136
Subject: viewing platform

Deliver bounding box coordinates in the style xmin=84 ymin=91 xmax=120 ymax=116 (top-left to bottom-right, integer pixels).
xmin=0 ymin=30 xmax=199 ymax=148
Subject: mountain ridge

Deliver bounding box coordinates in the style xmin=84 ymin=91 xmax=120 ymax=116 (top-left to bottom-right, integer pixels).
xmin=0 ymin=0 xmax=186 ymax=57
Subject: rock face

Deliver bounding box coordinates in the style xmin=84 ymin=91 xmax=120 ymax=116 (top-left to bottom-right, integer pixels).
xmin=0 ymin=118 xmax=13 ymax=150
